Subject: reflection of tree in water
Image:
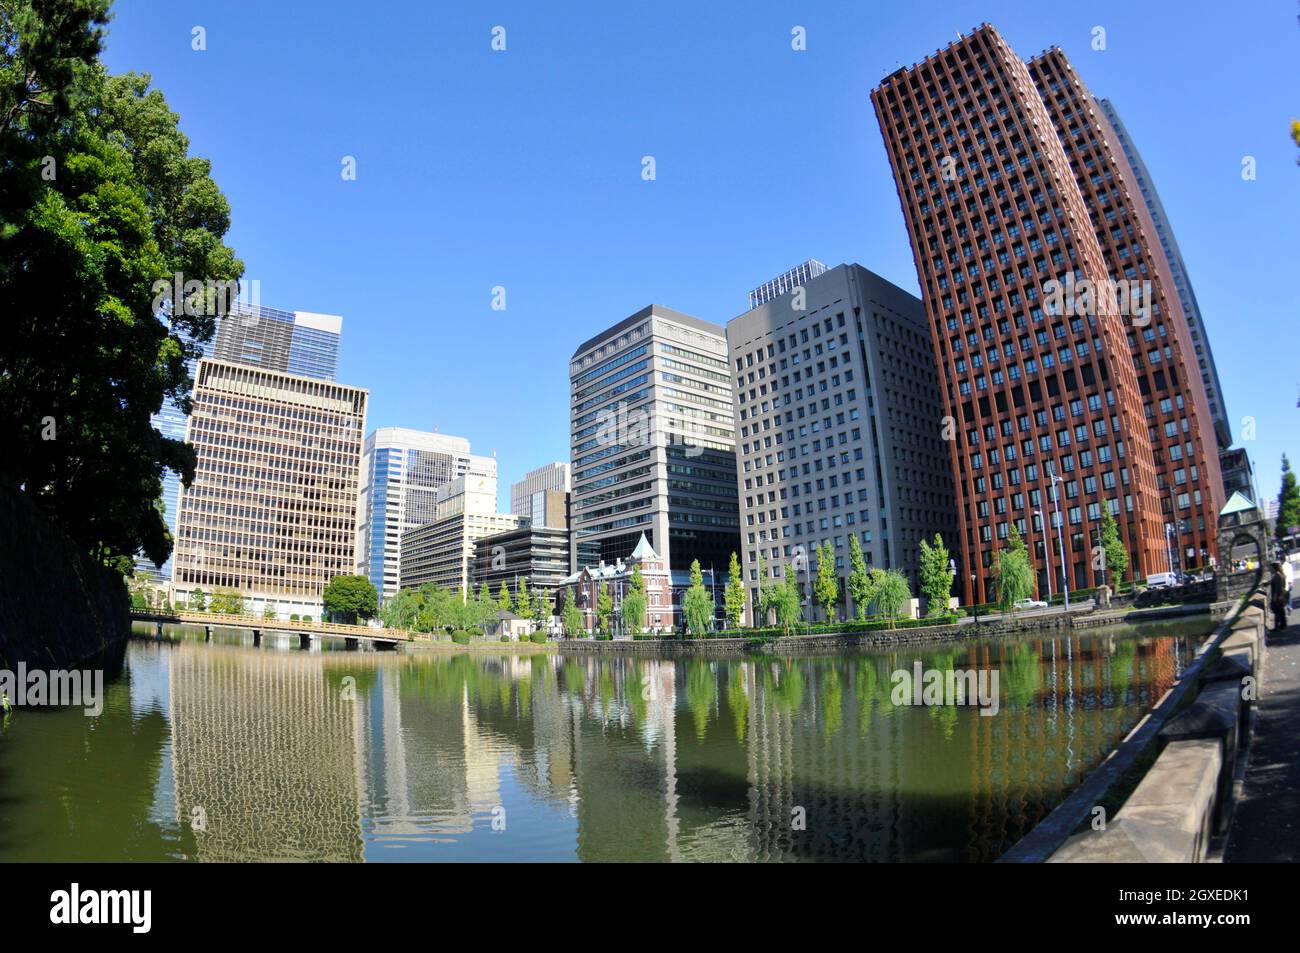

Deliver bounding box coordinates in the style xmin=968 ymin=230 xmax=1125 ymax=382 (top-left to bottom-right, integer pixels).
xmin=725 ymin=663 xmax=748 ymax=744
xmin=1001 ymin=641 xmax=1042 ymax=710
xmin=855 ymin=657 xmax=882 ymax=736
xmin=685 ymin=661 xmax=716 ymax=740
xmin=820 ymin=667 xmax=843 ymax=740
xmin=765 ymin=661 xmax=805 ymax=713
xmin=0 ymin=670 xmax=179 ymax=861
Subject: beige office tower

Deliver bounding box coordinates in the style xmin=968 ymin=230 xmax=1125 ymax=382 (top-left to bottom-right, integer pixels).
xmin=510 ymin=462 xmax=571 ymax=529
xmin=399 ymin=473 xmax=524 ymax=596
xmin=171 ymin=358 xmax=368 ymax=619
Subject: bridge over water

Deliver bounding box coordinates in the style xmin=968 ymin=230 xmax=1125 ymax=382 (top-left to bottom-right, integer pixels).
xmin=130 ymin=611 xmax=410 ymax=649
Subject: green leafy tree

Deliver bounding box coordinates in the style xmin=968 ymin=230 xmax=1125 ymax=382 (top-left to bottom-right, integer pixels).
xmin=381 ymin=588 xmax=420 ymax=630
xmin=994 ymin=525 xmax=1034 ymax=610
xmin=1277 ymin=455 xmax=1300 ymax=542
xmin=683 ymin=559 xmax=714 ymax=636
xmin=263 ymin=603 xmax=276 ymax=621
xmin=515 ymin=577 xmax=530 ymax=617
xmin=1098 ymin=504 xmax=1129 ymax=584
xmin=1 ymin=9 xmax=244 ymax=571
xmin=596 ymin=580 xmax=613 ymax=635
xmin=562 ymin=602 xmax=584 ymax=638
xmin=209 ymin=587 xmax=245 ymax=616
xmin=846 ymin=535 xmax=873 ymax=620
xmin=723 ymin=551 xmax=746 ymax=629
xmin=873 ymin=570 xmax=911 ymax=628
xmin=621 ymin=565 xmax=647 ymax=636
xmin=771 ymin=563 xmax=803 ymax=636
xmin=757 ymin=554 xmax=777 ymax=627
xmin=323 ymin=574 xmax=378 ymax=624
xmin=814 ymin=541 xmax=839 ymax=622
xmin=497 ymin=582 xmax=512 ymax=612
xmin=531 ymin=588 xmax=550 ymax=633
xmin=918 ymin=533 xmax=953 ymax=616
xmin=189 ymin=587 xmax=206 ymax=611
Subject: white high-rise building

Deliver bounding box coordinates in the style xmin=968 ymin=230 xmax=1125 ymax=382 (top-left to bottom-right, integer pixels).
xmin=356 ymin=427 xmax=496 ymax=601
xmin=399 ymin=474 xmax=523 ymax=595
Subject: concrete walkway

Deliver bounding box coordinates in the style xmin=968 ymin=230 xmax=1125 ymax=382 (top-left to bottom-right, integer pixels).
xmin=1224 ymin=603 xmax=1300 ymax=863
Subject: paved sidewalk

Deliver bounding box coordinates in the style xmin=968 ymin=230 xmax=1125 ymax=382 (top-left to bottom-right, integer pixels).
xmin=1224 ymin=605 xmax=1300 ymax=863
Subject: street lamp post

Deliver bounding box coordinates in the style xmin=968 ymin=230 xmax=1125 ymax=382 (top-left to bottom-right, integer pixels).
xmin=1033 ymin=508 xmax=1054 ymax=602
xmin=1049 ymin=465 xmax=1070 ymax=610
xmin=709 ymin=564 xmax=717 ymax=632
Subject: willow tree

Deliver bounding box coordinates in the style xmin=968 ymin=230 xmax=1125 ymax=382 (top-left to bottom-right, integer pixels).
xmin=994 ymin=525 xmax=1033 ymax=609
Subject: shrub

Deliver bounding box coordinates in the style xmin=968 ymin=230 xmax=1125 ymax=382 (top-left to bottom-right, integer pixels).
xmin=501 ymin=634 xmax=510 ymax=642
xmin=530 ymin=631 xmax=547 ymax=644
xmin=290 ymin=614 xmax=300 ymax=622
xmin=302 ymin=615 xmax=312 ymax=623
xmin=451 ymin=630 xmax=472 ymax=645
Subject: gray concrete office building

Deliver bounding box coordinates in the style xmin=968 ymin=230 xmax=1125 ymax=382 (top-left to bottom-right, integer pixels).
xmin=727 ymin=263 xmax=957 ymax=623
xmin=569 ymin=305 xmax=740 ymax=574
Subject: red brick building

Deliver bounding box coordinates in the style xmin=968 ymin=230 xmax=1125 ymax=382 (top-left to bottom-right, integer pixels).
xmin=560 ymin=533 xmax=674 ymax=635
xmin=870 ymin=24 xmax=1168 ymax=601
xmin=1026 ymin=48 xmax=1225 ymax=571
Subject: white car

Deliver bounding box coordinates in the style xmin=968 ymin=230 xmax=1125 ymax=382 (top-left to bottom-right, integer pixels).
xmin=1014 ymin=598 xmax=1049 ymax=610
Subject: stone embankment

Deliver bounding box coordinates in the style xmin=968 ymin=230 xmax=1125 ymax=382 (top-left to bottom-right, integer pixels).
xmin=0 ymin=485 xmax=129 ymax=670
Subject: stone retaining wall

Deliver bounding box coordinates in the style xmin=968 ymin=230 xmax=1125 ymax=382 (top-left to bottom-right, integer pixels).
xmin=558 ymin=602 xmax=1226 ymax=659
xmin=0 ymin=485 xmax=130 ymax=670
xmin=1004 ymin=589 xmax=1268 ymax=864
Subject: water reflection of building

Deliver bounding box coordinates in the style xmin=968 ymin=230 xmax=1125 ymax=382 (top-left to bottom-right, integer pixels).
xmin=168 ymin=644 xmax=364 ymax=861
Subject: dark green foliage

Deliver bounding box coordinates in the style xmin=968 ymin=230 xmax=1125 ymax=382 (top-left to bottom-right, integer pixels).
xmin=323 ymin=574 xmax=378 ymax=623
xmin=1 ymin=2 xmax=242 ymax=570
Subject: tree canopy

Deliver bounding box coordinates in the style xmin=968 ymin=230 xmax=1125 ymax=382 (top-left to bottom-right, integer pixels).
xmin=1 ymin=1 xmax=243 ymax=571
xmin=323 ymin=575 xmax=378 ymax=623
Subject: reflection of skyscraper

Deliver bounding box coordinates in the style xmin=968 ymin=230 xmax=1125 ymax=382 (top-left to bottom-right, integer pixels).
xmin=168 ymin=645 xmax=364 ymax=861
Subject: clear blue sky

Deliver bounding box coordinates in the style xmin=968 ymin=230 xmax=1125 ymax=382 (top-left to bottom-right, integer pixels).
xmin=101 ymin=0 xmax=1299 ymax=510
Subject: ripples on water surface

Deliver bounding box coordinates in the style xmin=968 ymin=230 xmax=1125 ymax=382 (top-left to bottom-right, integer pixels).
xmin=0 ymin=619 xmax=1212 ymax=862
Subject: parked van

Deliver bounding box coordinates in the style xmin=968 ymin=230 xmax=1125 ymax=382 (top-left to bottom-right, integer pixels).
xmin=1145 ymin=572 xmax=1179 ymax=589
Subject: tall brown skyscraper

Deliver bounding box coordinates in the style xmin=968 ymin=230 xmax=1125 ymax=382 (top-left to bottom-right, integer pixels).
xmin=1026 ymin=47 xmax=1225 ymax=572
xmin=870 ymin=23 xmax=1167 ymax=602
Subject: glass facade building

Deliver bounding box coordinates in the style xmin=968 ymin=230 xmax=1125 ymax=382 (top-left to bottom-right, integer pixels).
xmin=748 ymin=259 xmax=829 ymax=310
xmin=213 ymin=305 xmax=341 ymax=381
xmin=569 ymin=305 xmax=740 ymax=574
xmin=356 ymin=428 xmax=496 ymax=601
xmin=138 ymin=304 xmax=343 ymax=583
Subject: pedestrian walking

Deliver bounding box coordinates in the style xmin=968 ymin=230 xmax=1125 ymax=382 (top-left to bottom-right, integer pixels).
xmin=1269 ymin=562 xmax=1290 ymax=632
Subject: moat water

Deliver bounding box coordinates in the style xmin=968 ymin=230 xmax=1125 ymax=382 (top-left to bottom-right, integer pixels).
xmin=0 ymin=617 xmax=1214 ymax=862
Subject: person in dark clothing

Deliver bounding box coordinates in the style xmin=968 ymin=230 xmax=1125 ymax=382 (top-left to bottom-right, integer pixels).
xmin=1269 ymin=562 xmax=1290 ymax=632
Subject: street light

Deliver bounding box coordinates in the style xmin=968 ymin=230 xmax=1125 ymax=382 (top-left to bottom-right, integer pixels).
xmin=1033 ymin=508 xmax=1053 ymax=601
xmin=1048 ymin=463 xmax=1070 ymax=610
